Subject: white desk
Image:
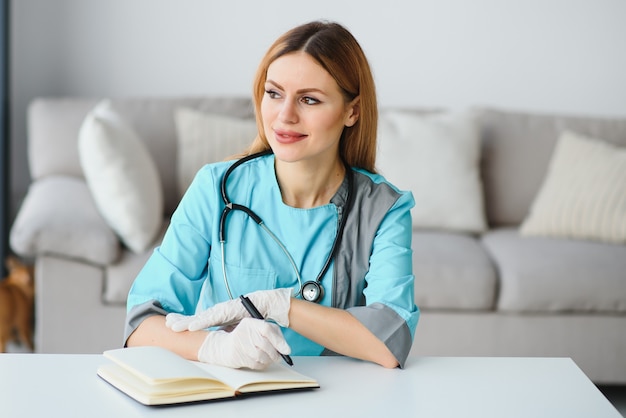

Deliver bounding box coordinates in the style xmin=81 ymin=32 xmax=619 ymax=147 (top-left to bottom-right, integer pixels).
xmin=0 ymin=354 xmax=620 ymax=417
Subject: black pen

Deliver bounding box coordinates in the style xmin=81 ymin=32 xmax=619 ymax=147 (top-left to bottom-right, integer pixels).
xmin=239 ymin=295 xmax=294 ymax=366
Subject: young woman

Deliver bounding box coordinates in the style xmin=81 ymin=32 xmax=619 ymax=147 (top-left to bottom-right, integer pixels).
xmin=125 ymin=20 xmax=419 ymax=370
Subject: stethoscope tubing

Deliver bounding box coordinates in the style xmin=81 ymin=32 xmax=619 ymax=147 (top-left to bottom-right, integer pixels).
xmin=218 ymin=150 xmax=353 ymax=302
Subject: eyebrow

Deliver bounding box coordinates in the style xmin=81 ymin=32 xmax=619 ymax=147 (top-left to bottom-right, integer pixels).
xmin=265 ymin=79 xmax=327 ymax=96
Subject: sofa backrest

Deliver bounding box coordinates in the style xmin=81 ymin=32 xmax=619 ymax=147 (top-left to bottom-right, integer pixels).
xmin=473 ymin=108 xmax=626 ymax=227
xmin=28 ymin=97 xmax=254 ymax=216
xmin=28 ymin=98 xmax=626 ymax=227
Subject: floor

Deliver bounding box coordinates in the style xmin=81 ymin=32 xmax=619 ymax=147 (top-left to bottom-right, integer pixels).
xmin=4 ymin=341 xmax=626 ymax=416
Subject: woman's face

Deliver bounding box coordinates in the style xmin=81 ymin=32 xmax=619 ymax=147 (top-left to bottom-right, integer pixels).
xmin=261 ymin=52 xmax=359 ymax=166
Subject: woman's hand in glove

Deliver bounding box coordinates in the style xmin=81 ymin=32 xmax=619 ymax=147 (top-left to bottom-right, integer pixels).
xmin=166 ymin=288 xmax=292 ymax=331
xmin=198 ymin=317 xmax=291 ymax=370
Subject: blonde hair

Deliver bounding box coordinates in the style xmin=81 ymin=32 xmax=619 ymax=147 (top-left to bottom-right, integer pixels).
xmin=246 ymin=21 xmax=378 ymax=172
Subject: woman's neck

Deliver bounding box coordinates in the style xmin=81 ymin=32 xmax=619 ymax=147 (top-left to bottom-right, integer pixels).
xmin=275 ymin=158 xmax=345 ymax=209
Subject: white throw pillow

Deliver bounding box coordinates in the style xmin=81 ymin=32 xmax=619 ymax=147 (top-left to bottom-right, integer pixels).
xmin=377 ymin=110 xmax=486 ymax=233
xmin=78 ymin=100 xmax=163 ymax=253
xmin=520 ymin=130 xmax=626 ymax=244
xmin=175 ymin=107 xmax=258 ymax=197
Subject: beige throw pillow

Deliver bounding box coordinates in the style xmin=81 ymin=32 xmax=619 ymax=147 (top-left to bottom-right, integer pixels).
xmin=174 ymin=107 xmax=258 ymax=197
xmin=520 ymin=130 xmax=626 ymax=244
xmin=78 ymin=100 xmax=163 ymax=253
xmin=377 ymin=110 xmax=487 ymax=233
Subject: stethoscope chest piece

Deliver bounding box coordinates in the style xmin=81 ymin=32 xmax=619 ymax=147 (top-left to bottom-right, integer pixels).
xmin=301 ymin=280 xmax=324 ymax=303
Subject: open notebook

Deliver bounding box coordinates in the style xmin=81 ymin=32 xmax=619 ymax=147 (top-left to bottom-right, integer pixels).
xmin=97 ymin=346 xmax=319 ymax=405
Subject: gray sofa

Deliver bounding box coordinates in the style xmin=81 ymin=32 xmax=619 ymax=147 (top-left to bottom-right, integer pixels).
xmin=10 ymin=97 xmax=626 ymax=384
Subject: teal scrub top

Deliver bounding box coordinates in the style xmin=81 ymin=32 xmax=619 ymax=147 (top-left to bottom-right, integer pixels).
xmin=126 ymin=154 xmax=419 ymax=365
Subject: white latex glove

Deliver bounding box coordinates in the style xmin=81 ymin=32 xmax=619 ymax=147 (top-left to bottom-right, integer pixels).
xmin=198 ymin=317 xmax=291 ymax=370
xmin=166 ymin=288 xmax=292 ymax=332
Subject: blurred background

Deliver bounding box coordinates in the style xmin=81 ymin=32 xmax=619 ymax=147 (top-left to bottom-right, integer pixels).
xmin=5 ymin=0 xmax=626 ymax=226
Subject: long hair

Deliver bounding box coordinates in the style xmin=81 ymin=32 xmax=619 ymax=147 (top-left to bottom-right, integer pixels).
xmin=246 ymin=21 xmax=378 ymax=172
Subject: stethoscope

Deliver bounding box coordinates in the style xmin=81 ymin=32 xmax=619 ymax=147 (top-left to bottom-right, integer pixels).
xmin=219 ymin=150 xmax=354 ymax=303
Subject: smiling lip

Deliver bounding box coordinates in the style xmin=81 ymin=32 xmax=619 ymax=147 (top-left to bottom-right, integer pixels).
xmin=273 ymin=129 xmax=308 ymax=144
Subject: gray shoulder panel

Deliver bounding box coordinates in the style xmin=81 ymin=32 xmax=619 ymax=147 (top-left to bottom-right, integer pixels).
xmin=331 ymin=170 xmax=403 ymax=309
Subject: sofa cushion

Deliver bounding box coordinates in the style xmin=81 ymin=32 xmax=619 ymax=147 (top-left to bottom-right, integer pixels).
xmin=27 ymin=98 xmax=99 ymax=181
xmin=10 ymin=176 xmax=121 ymax=265
xmin=78 ymin=100 xmax=164 ymax=253
xmin=482 ymin=228 xmax=626 ymax=313
xmin=377 ymin=110 xmax=486 ymax=233
xmin=520 ymin=131 xmax=626 ymax=244
xmin=174 ymin=107 xmax=258 ymax=197
xmin=412 ymin=231 xmax=497 ymax=310
xmin=474 ymin=108 xmax=626 ymax=226
xmin=109 ymin=97 xmax=254 ymax=215
xmin=103 ymin=222 xmax=168 ymax=305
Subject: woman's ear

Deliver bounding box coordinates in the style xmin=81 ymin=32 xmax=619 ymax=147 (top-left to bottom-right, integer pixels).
xmin=344 ymin=96 xmax=360 ymax=127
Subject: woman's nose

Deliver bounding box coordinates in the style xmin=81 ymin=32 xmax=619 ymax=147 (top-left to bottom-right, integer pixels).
xmin=278 ymin=99 xmax=298 ymax=123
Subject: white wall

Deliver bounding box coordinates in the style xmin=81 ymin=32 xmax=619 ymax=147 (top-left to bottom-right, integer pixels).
xmin=9 ymin=0 xmax=626 ymax=215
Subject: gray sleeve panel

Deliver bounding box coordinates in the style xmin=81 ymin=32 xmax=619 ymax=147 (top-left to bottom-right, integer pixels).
xmin=327 ymin=170 xmax=413 ymax=367
xmin=346 ymin=303 xmax=413 ymax=368
xmin=123 ymin=300 xmax=168 ymax=346
xmin=332 ymin=170 xmax=403 ymax=309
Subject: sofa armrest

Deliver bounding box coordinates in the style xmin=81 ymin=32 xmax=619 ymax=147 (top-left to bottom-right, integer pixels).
xmin=10 ymin=175 xmax=121 ymax=265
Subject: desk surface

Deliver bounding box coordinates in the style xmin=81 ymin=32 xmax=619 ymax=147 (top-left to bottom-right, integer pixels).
xmin=0 ymin=354 xmax=620 ymax=417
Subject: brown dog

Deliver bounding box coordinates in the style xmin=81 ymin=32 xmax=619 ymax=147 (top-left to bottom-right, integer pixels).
xmin=0 ymin=256 xmax=35 ymax=353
